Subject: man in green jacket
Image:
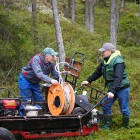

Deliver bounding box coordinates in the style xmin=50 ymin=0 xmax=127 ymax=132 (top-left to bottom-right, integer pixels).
xmin=82 ymin=43 xmax=130 ymax=129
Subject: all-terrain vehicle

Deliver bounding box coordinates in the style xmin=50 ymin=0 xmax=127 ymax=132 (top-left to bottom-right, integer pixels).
xmin=0 ymin=52 xmax=105 ymax=140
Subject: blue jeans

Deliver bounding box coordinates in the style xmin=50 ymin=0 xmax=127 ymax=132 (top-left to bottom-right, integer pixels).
xmin=101 ymin=87 xmax=130 ymax=116
xmin=18 ymin=73 xmax=43 ymax=101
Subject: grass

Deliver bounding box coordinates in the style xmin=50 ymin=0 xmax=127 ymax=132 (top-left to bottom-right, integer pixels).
xmin=0 ymin=0 xmax=140 ymax=139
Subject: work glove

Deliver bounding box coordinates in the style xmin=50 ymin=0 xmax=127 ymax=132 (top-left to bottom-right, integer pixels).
xmin=81 ymin=81 xmax=89 ymax=85
xmin=51 ymin=79 xmax=59 ymax=85
xmin=107 ymin=92 xmax=114 ymax=98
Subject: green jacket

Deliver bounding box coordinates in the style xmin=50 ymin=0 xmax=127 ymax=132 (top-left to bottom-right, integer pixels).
xmin=102 ymin=50 xmax=130 ymax=89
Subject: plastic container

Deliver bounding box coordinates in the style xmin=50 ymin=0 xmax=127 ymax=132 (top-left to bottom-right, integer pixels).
xmin=20 ymin=104 xmax=42 ymax=116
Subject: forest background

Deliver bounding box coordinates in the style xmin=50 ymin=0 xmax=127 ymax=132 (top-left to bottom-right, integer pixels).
xmin=0 ymin=0 xmax=140 ymax=139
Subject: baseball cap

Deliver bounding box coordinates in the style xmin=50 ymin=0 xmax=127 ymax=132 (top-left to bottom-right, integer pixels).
xmin=43 ymin=48 xmax=58 ymax=56
xmin=99 ymin=43 xmax=116 ymax=52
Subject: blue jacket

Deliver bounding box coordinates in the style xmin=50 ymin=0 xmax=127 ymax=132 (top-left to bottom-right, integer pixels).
xmin=21 ymin=54 xmax=59 ymax=84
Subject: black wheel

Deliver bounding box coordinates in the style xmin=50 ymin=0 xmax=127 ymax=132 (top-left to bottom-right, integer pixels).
xmin=0 ymin=127 xmax=16 ymax=140
xmin=72 ymin=107 xmax=85 ymax=115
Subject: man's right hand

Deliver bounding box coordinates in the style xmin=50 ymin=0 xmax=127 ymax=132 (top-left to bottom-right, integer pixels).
xmin=107 ymin=92 xmax=114 ymax=98
xmin=81 ymin=81 xmax=89 ymax=85
xmin=51 ymin=79 xmax=59 ymax=85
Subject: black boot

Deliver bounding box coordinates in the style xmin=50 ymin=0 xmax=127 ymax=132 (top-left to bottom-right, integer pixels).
xmin=100 ymin=115 xmax=112 ymax=129
xmin=122 ymin=116 xmax=129 ymax=128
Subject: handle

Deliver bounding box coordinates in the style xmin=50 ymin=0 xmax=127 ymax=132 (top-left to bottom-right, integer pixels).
xmin=70 ymin=52 xmax=85 ymax=63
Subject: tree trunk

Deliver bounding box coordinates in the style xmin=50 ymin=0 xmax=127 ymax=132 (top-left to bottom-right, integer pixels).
xmin=116 ymin=0 xmax=121 ymax=33
xmin=110 ymin=0 xmax=117 ymax=47
xmin=2 ymin=0 xmax=7 ymax=12
xmin=89 ymin=0 xmax=94 ymax=33
xmin=85 ymin=0 xmax=89 ymax=30
xmin=71 ymin=0 xmax=75 ymax=22
xmin=51 ymin=0 xmax=65 ymax=63
xmin=139 ymin=0 xmax=140 ymax=17
xmin=121 ymin=0 xmax=125 ymax=7
xmin=32 ymin=0 xmax=37 ymax=46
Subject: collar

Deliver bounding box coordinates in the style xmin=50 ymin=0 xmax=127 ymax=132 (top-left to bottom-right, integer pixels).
xmin=104 ymin=50 xmax=121 ymax=64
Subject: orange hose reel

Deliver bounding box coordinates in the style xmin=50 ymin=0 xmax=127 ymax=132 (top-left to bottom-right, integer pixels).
xmin=47 ymin=82 xmax=75 ymax=116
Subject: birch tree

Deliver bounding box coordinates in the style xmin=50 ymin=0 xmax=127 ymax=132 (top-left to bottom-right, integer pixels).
xmin=116 ymin=0 xmax=121 ymax=33
xmin=71 ymin=0 xmax=75 ymax=22
xmin=51 ymin=0 xmax=65 ymax=63
xmin=85 ymin=0 xmax=94 ymax=32
xmin=110 ymin=0 xmax=117 ymax=47
xmin=2 ymin=0 xmax=9 ymax=12
xmin=89 ymin=0 xmax=94 ymax=33
xmin=138 ymin=0 xmax=140 ymax=17
xmin=121 ymin=0 xmax=125 ymax=8
xmin=85 ymin=0 xmax=89 ymax=30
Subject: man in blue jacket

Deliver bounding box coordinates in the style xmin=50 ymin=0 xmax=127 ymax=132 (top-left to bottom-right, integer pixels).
xmin=18 ymin=48 xmax=59 ymax=101
xmin=82 ymin=43 xmax=130 ymax=128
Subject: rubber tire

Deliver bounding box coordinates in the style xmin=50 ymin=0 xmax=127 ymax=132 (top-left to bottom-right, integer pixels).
xmin=0 ymin=127 xmax=16 ymax=140
xmin=72 ymin=107 xmax=85 ymax=115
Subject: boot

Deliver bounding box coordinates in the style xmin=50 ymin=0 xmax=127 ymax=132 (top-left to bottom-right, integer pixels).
xmin=122 ymin=116 xmax=129 ymax=128
xmin=100 ymin=115 xmax=113 ymax=129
